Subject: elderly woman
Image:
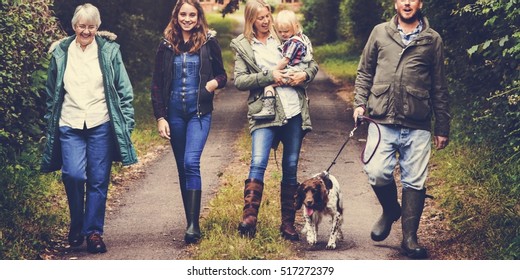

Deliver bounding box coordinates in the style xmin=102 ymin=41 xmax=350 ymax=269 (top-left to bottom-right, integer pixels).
xmin=41 ymin=3 xmax=137 ymax=254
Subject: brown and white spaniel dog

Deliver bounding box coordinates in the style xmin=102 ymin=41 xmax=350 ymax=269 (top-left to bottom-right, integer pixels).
xmin=295 ymin=171 xmax=344 ymax=249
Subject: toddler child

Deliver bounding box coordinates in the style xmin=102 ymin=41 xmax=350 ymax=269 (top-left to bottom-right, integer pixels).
xmin=252 ymin=9 xmax=314 ymax=120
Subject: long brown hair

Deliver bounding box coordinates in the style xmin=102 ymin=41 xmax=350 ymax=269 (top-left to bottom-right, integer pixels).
xmin=163 ymin=0 xmax=209 ymax=53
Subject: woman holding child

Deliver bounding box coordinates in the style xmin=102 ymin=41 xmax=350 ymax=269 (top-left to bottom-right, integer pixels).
xmin=230 ymin=0 xmax=318 ymax=240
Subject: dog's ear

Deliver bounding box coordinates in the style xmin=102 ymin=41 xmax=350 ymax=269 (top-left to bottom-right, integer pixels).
xmin=294 ymin=183 xmax=304 ymax=210
xmin=320 ymin=171 xmax=333 ymax=191
xmin=317 ymin=181 xmax=329 ymax=208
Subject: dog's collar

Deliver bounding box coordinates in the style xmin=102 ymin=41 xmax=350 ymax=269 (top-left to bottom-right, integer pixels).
xmin=315 ymin=176 xmax=333 ymax=192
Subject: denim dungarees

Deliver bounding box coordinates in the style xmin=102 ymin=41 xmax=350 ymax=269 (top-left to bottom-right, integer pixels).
xmin=167 ymin=52 xmax=212 ymax=191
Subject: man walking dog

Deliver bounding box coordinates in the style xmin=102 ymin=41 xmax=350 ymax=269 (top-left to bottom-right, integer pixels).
xmin=353 ymin=0 xmax=450 ymax=259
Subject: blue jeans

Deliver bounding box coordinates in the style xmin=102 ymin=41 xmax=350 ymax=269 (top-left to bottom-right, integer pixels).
xmin=168 ymin=111 xmax=212 ymax=191
xmin=249 ymin=114 xmax=304 ymax=185
xmin=60 ymin=122 xmax=114 ymax=236
xmin=364 ymin=123 xmax=431 ymax=190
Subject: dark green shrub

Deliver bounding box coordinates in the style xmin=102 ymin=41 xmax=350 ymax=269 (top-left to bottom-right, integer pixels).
xmin=0 ymin=0 xmax=66 ymax=260
xmin=301 ymin=0 xmax=341 ymax=45
xmin=424 ymin=0 xmax=520 ymax=259
xmin=338 ymin=0 xmax=384 ymax=53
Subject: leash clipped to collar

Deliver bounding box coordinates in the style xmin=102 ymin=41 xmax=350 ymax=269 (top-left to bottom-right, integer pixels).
xmin=325 ymin=115 xmax=381 ymax=172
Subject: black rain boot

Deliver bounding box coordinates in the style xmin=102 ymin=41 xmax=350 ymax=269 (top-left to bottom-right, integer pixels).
xmin=401 ymin=188 xmax=428 ymax=259
xmin=371 ymin=182 xmax=401 ymax=241
xmin=184 ymin=190 xmax=202 ymax=244
xmin=280 ymin=182 xmax=299 ymax=241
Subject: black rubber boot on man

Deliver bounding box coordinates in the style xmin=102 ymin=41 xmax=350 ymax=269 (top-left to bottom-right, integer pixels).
xmin=400 ymin=188 xmax=428 ymax=259
xmin=371 ymin=182 xmax=401 ymax=241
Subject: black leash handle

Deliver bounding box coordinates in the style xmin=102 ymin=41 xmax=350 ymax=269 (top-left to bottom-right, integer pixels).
xmin=325 ymin=115 xmax=381 ymax=172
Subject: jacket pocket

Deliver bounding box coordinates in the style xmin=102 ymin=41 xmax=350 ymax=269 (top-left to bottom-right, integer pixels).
xmin=403 ymin=86 xmax=431 ymax=121
xmin=368 ymin=84 xmax=390 ymax=117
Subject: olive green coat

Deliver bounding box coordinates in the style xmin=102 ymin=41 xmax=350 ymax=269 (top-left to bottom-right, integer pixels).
xmin=354 ymin=16 xmax=450 ymax=136
xmin=230 ymin=34 xmax=319 ymax=134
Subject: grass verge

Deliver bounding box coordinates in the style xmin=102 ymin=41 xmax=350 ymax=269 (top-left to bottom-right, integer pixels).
xmin=189 ymin=129 xmax=302 ymax=260
xmin=313 ymin=41 xmax=359 ymax=84
xmin=425 ymin=143 xmax=520 ymax=259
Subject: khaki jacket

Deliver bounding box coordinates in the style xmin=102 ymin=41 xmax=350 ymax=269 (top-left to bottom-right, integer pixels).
xmin=354 ymin=16 xmax=450 ymax=136
xmin=230 ymin=34 xmax=319 ymax=133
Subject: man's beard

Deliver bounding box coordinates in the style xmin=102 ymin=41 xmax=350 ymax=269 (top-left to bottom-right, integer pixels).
xmin=398 ymin=10 xmax=422 ymax=24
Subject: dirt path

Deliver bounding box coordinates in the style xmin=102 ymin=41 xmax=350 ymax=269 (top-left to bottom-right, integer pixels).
xmin=296 ymin=70 xmax=403 ymax=259
xmin=58 ymin=66 xmax=410 ymax=260
xmin=59 ymin=85 xmax=249 ymax=260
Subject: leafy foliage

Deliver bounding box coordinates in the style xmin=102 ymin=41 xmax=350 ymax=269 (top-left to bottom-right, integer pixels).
xmin=338 ymin=0 xmax=385 ymax=53
xmin=423 ymin=0 xmax=519 ymax=259
xmin=425 ymin=0 xmax=519 ymax=160
xmin=0 ymin=146 xmax=67 ymax=259
xmin=220 ymin=0 xmax=244 ymax=16
xmin=52 ymin=0 xmax=176 ymax=82
xmin=0 ymin=0 xmax=67 ymax=260
xmin=0 ymin=0 xmax=64 ymax=155
xmin=300 ymin=0 xmax=341 ymax=45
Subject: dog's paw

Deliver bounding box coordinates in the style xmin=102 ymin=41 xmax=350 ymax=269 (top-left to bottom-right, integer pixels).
xmin=306 ymin=234 xmax=317 ymax=246
xmin=326 ymin=242 xmax=337 ymax=250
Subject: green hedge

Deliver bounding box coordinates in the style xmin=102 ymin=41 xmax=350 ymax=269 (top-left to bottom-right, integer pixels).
xmin=0 ymin=0 xmax=66 ymax=259
xmin=424 ymin=0 xmax=519 ymax=259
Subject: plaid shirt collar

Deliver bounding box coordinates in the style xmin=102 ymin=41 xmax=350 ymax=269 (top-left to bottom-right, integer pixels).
xmin=397 ymin=20 xmax=423 ymax=46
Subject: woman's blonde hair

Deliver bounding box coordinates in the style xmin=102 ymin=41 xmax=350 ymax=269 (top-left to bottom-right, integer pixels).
xmin=71 ymin=3 xmax=101 ymax=28
xmin=275 ymin=9 xmax=302 ymax=35
xmin=243 ymin=0 xmax=278 ymax=43
xmin=163 ymin=0 xmax=209 ymax=54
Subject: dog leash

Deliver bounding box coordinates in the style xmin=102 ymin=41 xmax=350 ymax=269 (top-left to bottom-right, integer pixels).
xmin=325 ymin=115 xmax=381 ymax=172
xmin=325 ymin=117 xmax=434 ymax=200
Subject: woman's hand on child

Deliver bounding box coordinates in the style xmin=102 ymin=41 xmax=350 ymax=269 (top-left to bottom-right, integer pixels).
xmin=287 ymin=71 xmax=308 ymax=86
xmin=273 ymin=69 xmax=290 ymax=86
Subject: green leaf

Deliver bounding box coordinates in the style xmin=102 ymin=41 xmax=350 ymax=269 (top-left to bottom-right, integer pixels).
xmin=499 ymin=36 xmax=509 ymax=47
xmin=482 ymin=40 xmax=492 ymax=50
xmin=468 ymin=45 xmax=479 ymax=56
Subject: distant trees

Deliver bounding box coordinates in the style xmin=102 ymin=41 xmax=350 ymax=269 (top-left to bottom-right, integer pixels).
xmin=52 ymin=0 xmax=177 ymax=81
xmin=300 ymin=0 xmax=342 ymax=45
xmin=337 ymin=0 xmax=385 ymax=53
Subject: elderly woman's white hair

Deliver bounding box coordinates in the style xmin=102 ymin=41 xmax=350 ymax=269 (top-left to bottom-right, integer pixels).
xmin=71 ymin=3 xmax=102 ymax=28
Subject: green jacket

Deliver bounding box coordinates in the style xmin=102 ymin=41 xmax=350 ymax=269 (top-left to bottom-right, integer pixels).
xmin=230 ymin=34 xmax=319 ymax=133
xmin=41 ymin=32 xmax=137 ymax=173
xmin=354 ymin=16 xmax=450 ymax=136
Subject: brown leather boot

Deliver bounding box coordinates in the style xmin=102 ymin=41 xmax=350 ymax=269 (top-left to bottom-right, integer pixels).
xmin=238 ymin=178 xmax=264 ymax=237
xmin=280 ymin=182 xmax=299 ymax=241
